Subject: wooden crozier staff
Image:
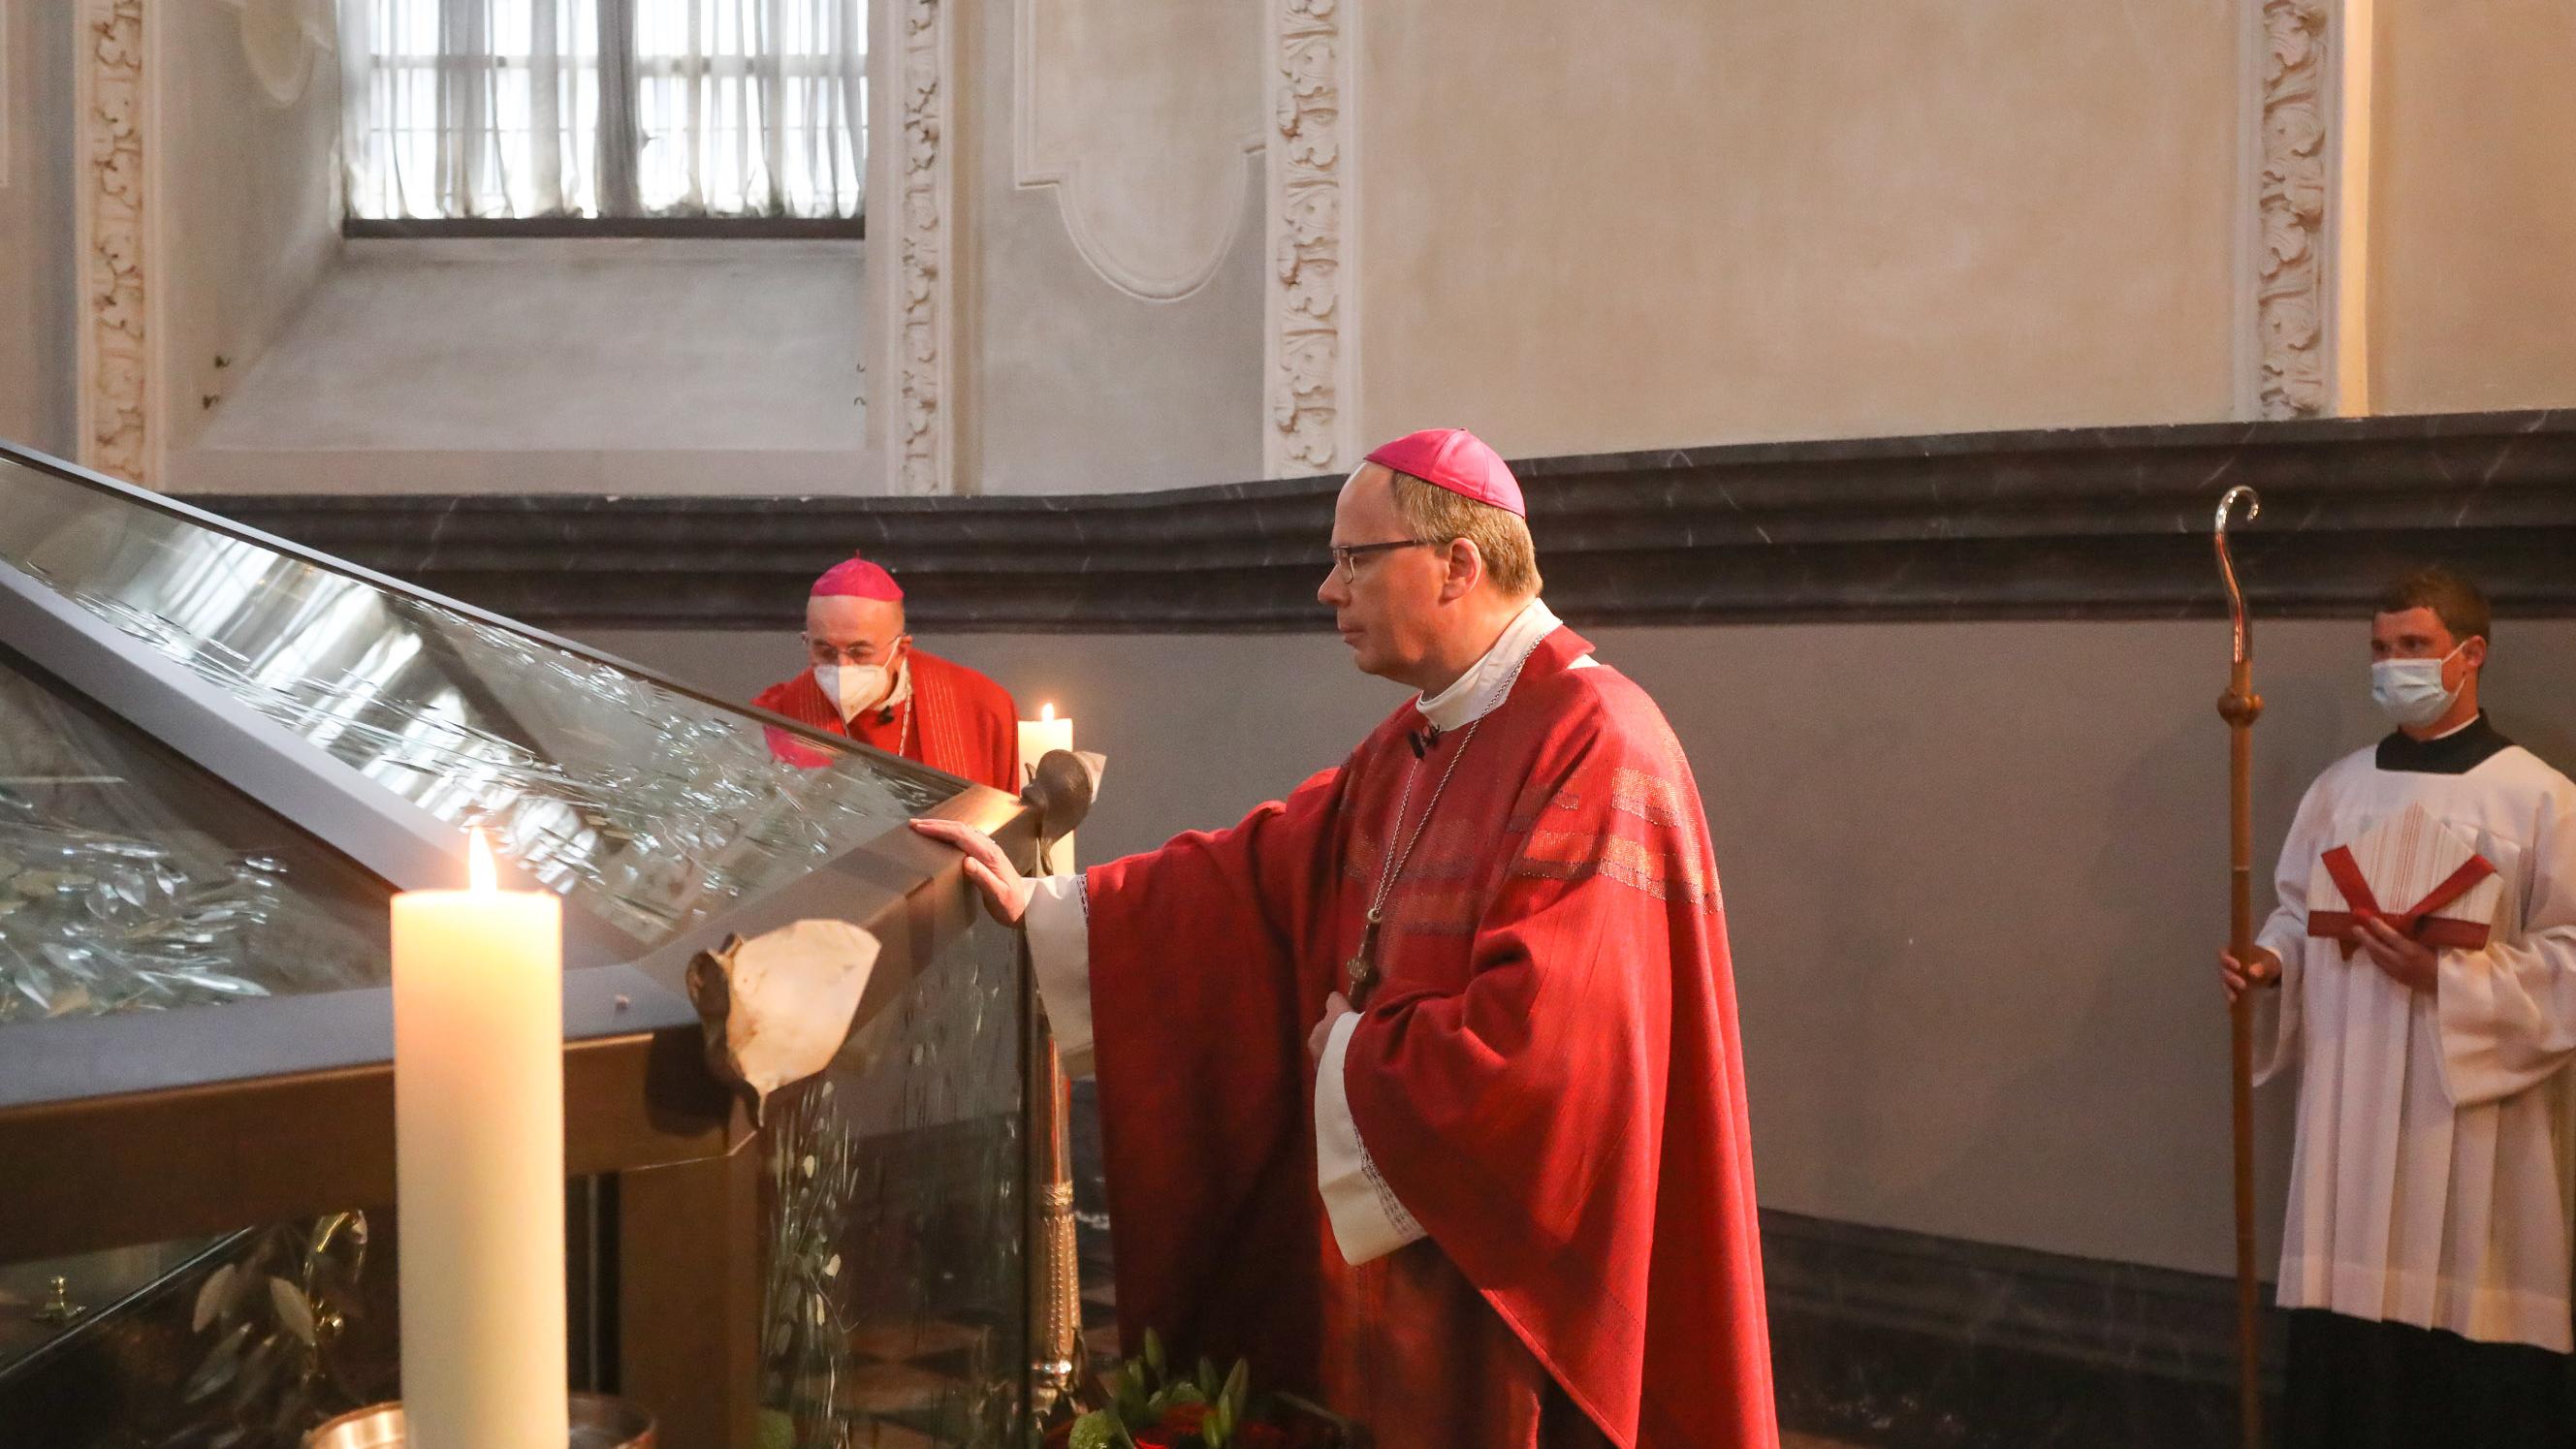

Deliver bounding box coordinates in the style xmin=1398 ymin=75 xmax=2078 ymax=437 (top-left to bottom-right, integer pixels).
xmin=2212 ymin=485 xmax=2264 ymax=1449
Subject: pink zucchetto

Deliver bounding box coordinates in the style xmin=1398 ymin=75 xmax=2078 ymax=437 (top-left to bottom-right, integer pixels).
xmin=1363 ymin=427 xmax=1524 ymax=518
xmin=811 ymin=555 xmax=905 ymax=601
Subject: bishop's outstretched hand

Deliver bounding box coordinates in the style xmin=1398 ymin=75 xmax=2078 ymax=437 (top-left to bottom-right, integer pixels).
xmin=910 ymin=818 xmax=1034 ymax=926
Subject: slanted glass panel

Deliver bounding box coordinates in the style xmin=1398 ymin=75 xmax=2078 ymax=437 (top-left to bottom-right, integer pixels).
xmin=0 ymin=640 xmax=397 ymax=1398
xmin=0 ymin=643 xmax=389 ymax=1023
xmin=760 ymin=914 xmax=1029 ymax=1449
xmin=0 ymin=456 xmax=956 ymax=949
xmin=0 ymin=1234 xmax=224 ymax=1381
xmin=0 ymin=1212 xmax=397 ymax=1442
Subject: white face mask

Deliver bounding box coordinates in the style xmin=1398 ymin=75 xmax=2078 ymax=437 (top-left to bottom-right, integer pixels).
xmin=812 ymin=663 xmax=890 ymax=721
xmin=2370 ymin=643 xmax=2465 ymax=730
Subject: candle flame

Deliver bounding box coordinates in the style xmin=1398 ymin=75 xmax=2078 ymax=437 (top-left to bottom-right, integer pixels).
xmin=467 ymin=828 xmax=496 ymax=896
xmin=1039 ymin=702 xmax=1056 ymax=722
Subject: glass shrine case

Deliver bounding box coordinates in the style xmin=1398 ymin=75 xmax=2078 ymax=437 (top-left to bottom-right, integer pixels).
xmin=0 ymin=443 xmax=1051 ymax=1449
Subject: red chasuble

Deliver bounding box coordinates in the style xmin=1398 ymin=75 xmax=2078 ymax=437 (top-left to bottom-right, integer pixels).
xmin=1080 ymin=627 xmax=1774 ymax=1449
xmin=750 ymin=649 xmax=1021 ymax=792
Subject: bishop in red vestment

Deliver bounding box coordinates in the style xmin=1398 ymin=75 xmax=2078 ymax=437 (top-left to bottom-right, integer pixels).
xmin=752 ymin=556 xmax=1021 ymax=791
xmin=916 ymin=430 xmax=1774 ymax=1449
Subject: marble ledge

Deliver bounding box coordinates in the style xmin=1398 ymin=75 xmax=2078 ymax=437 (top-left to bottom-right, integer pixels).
xmin=125 ymin=408 xmax=2576 ymax=632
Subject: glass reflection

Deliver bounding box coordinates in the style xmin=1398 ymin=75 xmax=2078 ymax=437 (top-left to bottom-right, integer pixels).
xmin=0 ymin=646 xmax=388 ymax=1024
xmin=0 ymin=458 xmax=956 ymax=948
xmin=761 ymin=915 xmax=1030 ymax=1449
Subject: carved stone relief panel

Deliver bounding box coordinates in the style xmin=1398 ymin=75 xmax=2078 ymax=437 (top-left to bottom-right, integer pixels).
xmin=889 ymin=0 xmax=951 ymax=495
xmin=77 ymin=0 xmax=150 ymax=483
xmin=2254 ymin=0 xmax=2332 ymax=420
xmin=1265 ymin=0 xmax=1351 ymax=477
xmin=1013 ymin=0 xmax=1262 ymax=302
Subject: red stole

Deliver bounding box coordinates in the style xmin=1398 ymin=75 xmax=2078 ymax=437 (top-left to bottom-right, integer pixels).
xmin=750 ymin=650 xmax=1021 ymax=792
xmin=1080 ymin=628 xmax=1775 ymax=1449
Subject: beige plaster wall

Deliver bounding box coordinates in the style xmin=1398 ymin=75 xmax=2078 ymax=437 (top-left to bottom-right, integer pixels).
xmin=588 ymin=614 xmax=2576 ymax=1276
xmin=0 ymin=1 xmax=76 ymax=456
xmin=1351 ymin=0 xmax=2245 ymax=457
xmin=168 ymin=239 xmax=871 ymax=495
xmin=158 ymin=4 xmax=343 ymax=458
xmin=2369 ymin=1 xmax=2576 ymax=414
xmin=959 ymin=0 xmax=1265 ymax=494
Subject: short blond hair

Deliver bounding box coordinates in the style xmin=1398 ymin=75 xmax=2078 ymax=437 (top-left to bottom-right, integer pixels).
xmin=1387 ymin=469 xmax=1542 ymax=598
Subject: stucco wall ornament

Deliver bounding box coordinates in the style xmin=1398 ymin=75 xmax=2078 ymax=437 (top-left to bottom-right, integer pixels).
xmin=218 ymin=0 xmax=334 ymax=108
xmin=1266 ymin=0 xmax=1350 ymax=476
xmin=80 ymin=0 xmax=150 ymax=483
xmin=2255 ymin=0 xmax=2331 ymax=420
xmin=1013 ymin=0 xmax=1262 ymax=302
xmin=894 ymin=0 xmax=951 ymax=494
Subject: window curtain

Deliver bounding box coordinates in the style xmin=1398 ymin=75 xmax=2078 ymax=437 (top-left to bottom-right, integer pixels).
xmin=341 ymin=0 xmax=867 ymax=220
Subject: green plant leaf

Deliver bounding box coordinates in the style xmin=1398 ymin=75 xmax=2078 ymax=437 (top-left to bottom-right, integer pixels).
xmin=1222 ymin=1358 xmax=1251 ymax=1420
xmin=1115 ymin=1365 xmax=1152 ymax=1426
xmin=1144 ymin=1328 xmax=1167 ymax=1382
xmin=1069 ymin=1411 xmax=1118 ymax=1449
xmin=1197 ymin=1356 xmax=1220 ymax=1399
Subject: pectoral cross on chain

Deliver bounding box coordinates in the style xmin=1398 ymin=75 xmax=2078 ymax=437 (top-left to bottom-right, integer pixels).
xmin=1341 ymin=647 xmax=1530 ymax=1014
xmin=1344 ymin=907 xmax=1385 ymax=1004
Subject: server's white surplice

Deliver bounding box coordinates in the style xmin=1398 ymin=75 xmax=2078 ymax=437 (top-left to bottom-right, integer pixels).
xmin=2254 ymin=729 xmax=2576 ymax=1351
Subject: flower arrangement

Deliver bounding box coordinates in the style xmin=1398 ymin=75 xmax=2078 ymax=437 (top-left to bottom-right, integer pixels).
xmin=757 ymin=1082 xmax=862 ymax=1449
xmin=1043 ymin=1330 xmax=1352 ymax=1449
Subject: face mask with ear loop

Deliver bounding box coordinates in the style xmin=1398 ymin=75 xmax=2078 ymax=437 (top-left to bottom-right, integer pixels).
xmin=811 ymin=663 xmax=890 ymax=721
xmin=2370 ymin=642 xmax=2467 ymax=729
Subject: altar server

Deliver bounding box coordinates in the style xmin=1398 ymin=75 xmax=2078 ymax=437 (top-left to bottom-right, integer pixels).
xmin=2221 ymin=566 xmax=2576 ymax=1449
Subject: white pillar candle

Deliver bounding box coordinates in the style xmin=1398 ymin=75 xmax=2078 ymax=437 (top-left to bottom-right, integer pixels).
xmin=393 ymin=830 xmax=568 ymax=1449
xmin=1017 ymin=703 xmax=1077 ymax=866
xmin=1016 ymin=701 xmax=1074 ymax=783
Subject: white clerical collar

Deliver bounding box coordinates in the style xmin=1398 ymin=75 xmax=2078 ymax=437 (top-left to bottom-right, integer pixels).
xmin=1416 ymin=598 xmax=1563 ymax=733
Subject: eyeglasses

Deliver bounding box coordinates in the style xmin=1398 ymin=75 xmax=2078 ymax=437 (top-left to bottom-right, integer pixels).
xmin=805 ymin=634 xmax=901 ymax=666
xmin=1328 ymin=539 xmax=1429 ymax=583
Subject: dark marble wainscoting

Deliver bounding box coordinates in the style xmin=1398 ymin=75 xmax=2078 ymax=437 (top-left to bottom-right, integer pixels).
xmin=172 ymin=409 xmax=2576 ymax=633
xmin=1763 ymin=1212 xmax=2281 ymax=1449
xmin=1068 ymin=1085 xmax=2279 ymax=1449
